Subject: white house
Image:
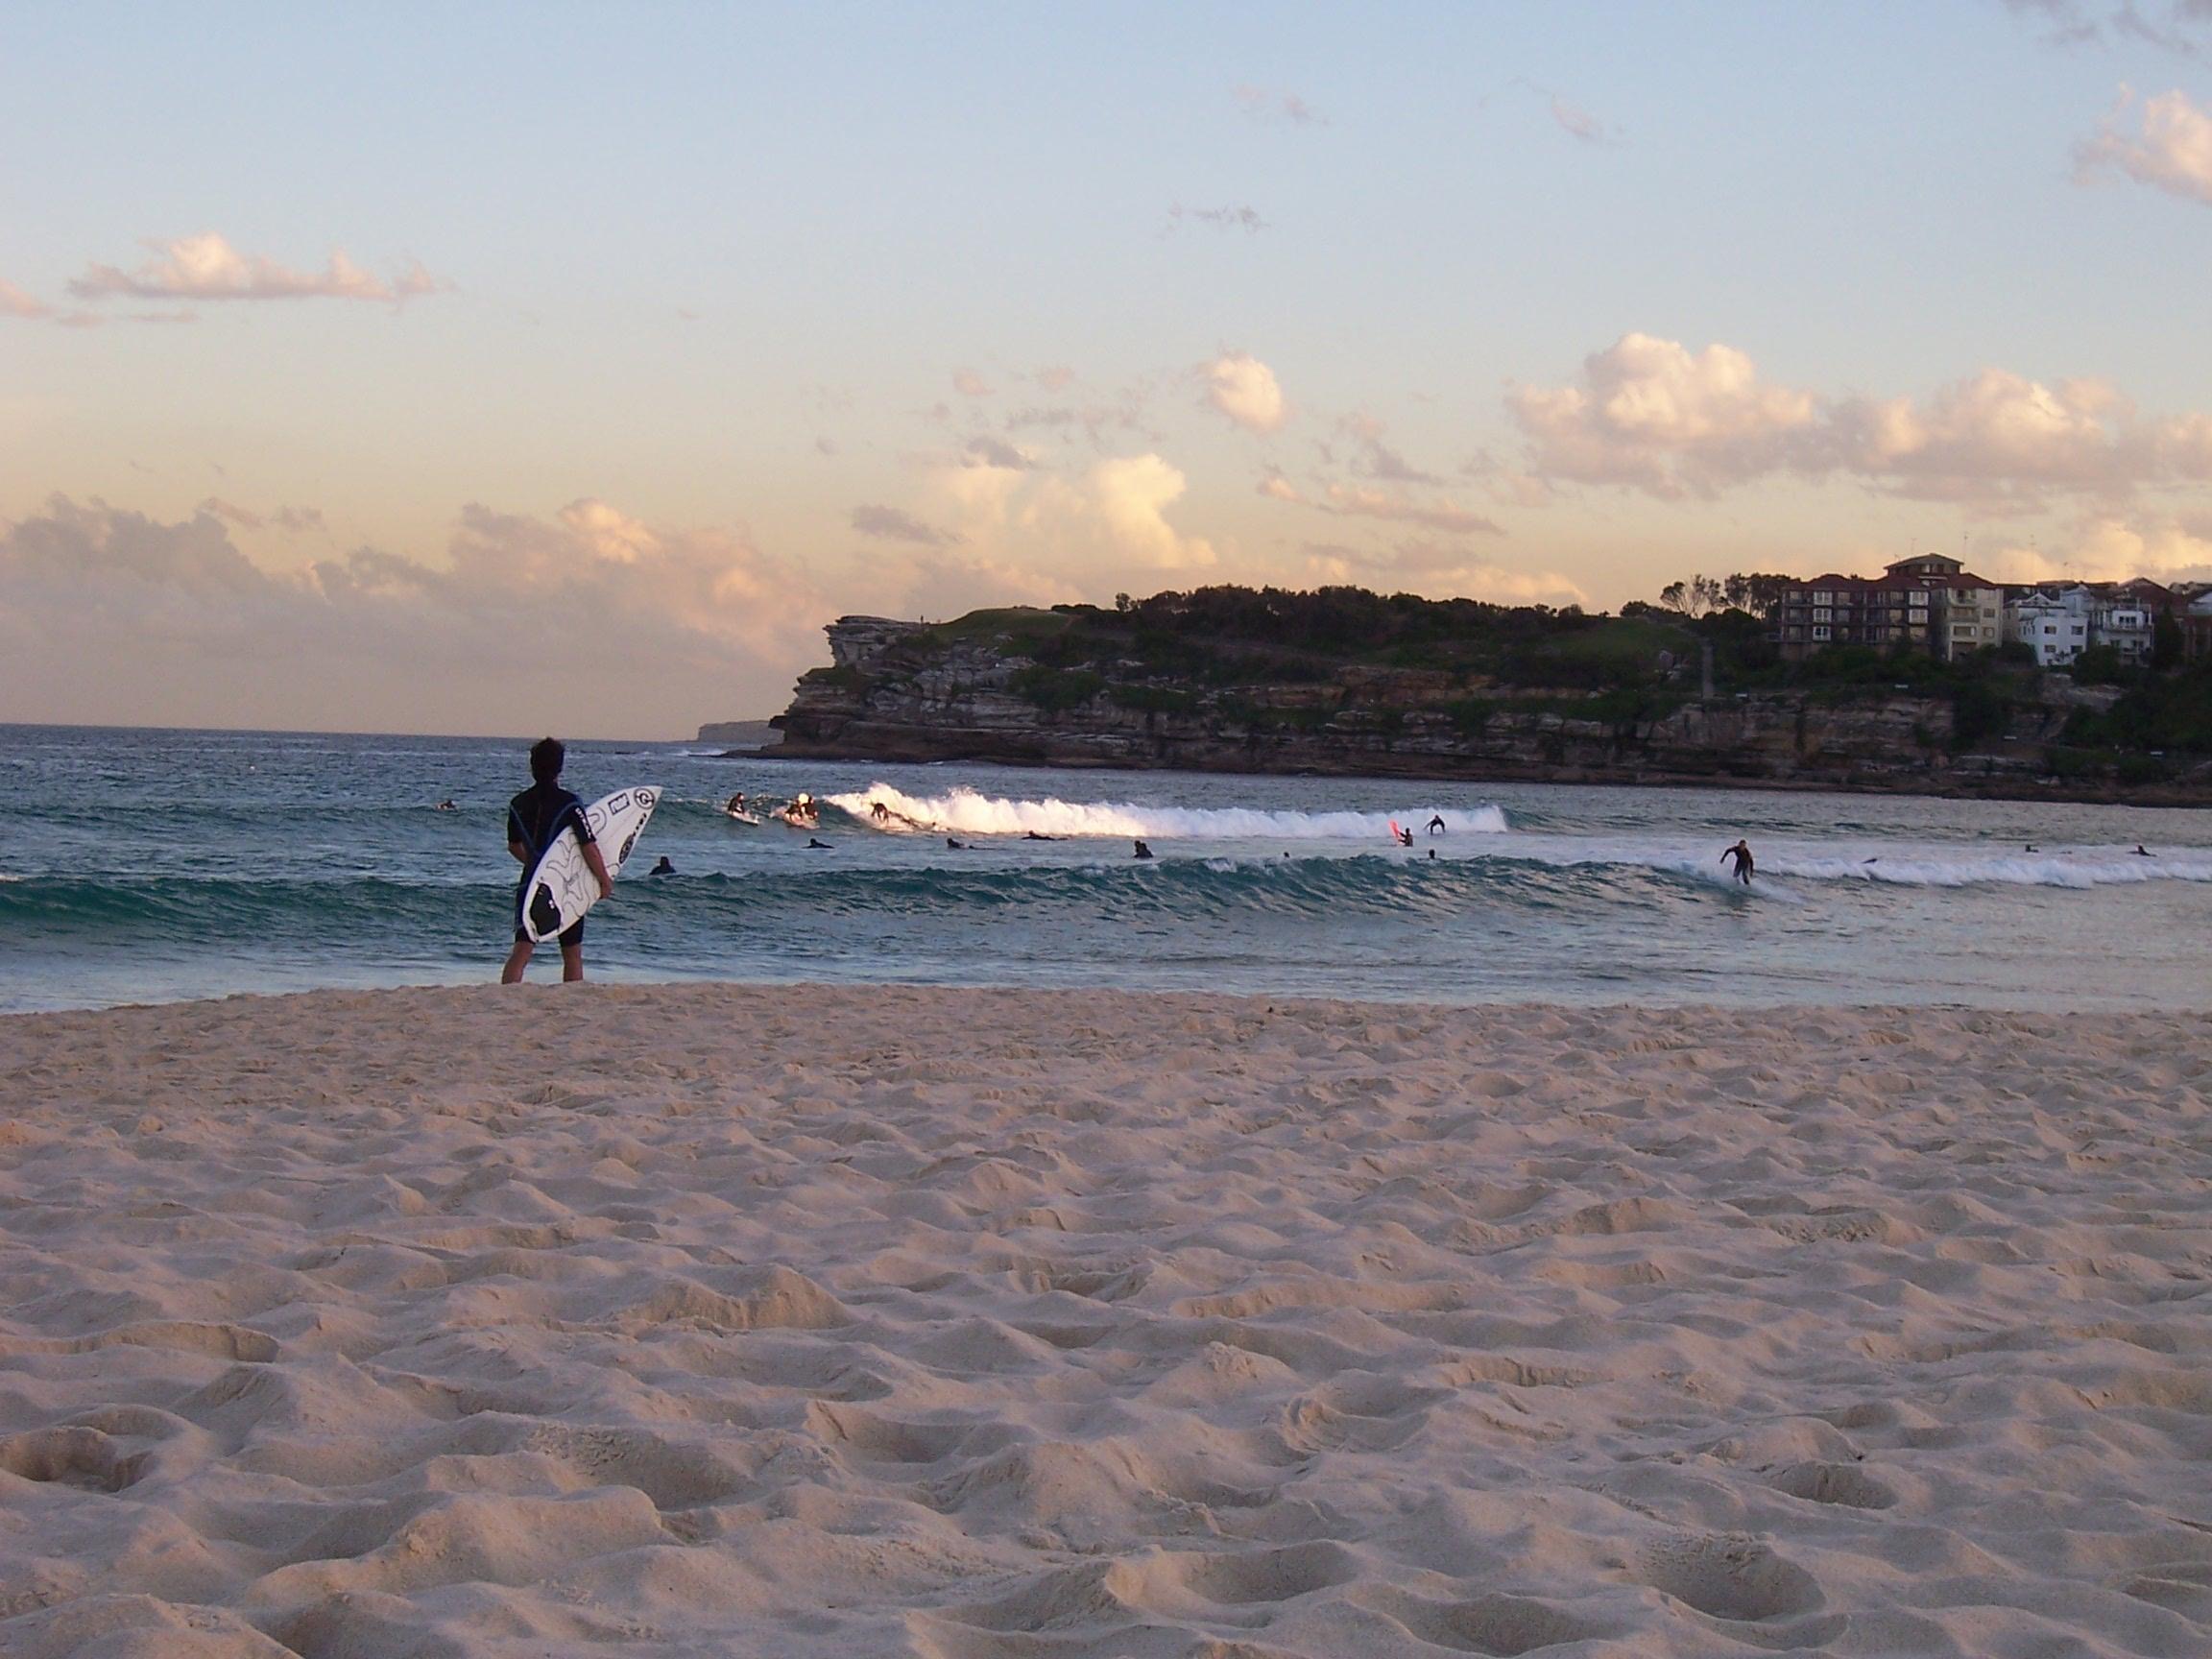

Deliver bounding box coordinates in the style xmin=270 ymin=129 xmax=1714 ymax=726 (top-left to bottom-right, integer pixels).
xmin=2008 ymin=586 xmax=2093 ymax=666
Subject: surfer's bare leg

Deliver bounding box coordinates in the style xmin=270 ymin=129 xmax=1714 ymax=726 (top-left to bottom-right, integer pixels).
xmin=560 ymin=942 xmax=587 ymax=982
xmin=501 ymin=937 xmax=534 ymax=983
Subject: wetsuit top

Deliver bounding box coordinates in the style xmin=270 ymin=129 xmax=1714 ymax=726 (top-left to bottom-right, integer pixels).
xmin=508 ymin=782 xmax=593 ymax=880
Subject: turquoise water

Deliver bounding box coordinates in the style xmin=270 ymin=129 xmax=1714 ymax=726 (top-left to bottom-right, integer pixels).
xmin=5 ymin=723 xmax=2210 ymax=1014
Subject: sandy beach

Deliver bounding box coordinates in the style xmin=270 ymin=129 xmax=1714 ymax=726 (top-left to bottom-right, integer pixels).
xmin=2 ymin=985 xmax=2209 ymax=1657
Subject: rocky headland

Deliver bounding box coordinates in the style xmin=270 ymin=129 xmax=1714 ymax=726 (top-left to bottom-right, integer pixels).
xmin=766 ymin=602 xmax=2212 ymax=805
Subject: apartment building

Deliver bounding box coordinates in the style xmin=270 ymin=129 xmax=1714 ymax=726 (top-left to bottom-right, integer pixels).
xmin=1898 ymin=555 xmax=2007 ymax=660
xmin=1771 ymin=554 xmax=2001 ymax=662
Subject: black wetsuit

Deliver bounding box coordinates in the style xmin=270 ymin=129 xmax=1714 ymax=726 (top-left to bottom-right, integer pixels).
xmin=509 ymin=781 xmax=595 ymax=945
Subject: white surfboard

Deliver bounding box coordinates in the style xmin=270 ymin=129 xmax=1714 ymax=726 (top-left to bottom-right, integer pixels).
xmin=520 ymin=785 xmax=660 ymax=942
xmin=725 ymin=807 xmax=762 ymax=826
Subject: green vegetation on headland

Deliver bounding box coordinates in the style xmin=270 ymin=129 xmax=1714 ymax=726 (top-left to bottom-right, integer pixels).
xmin=774 ymin=584 xmax=2212 ymax=799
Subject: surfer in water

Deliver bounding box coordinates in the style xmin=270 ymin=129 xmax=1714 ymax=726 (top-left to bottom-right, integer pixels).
xmin=1722 ymin=839 xmax=1754 ymax=885
xmin=806 ymin=837 xmax=831 ymax=850
xmin=1428 ymin=814 xmax=1445 ymax=835
xmin=501 ymin=737 xmax=612 ymax=985
xmin=1133 ymin=839 xmax=1154 ymax=860
xmin=649 ymin=855 xmax=675 ymax=877
xmin=725 ymin=792 xmax=747 ymax=815
xmin=1397 ymin=826 xmax=1414 ymax=848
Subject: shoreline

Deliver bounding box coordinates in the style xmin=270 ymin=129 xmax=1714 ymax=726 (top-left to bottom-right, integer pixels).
xmin=5 ymin=982 xmax=2211 ymax=1654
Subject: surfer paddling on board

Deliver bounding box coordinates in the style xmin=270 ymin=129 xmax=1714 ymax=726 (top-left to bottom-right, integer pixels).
xmin=1722 ymin=839 xmax=1754 ymax=885
xmin=502 ymin=738 xmax=612 ymax=984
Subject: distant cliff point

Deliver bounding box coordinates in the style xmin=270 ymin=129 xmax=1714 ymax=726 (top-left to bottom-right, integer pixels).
xmin=767 ymin=589 xmax=2212 ymax=804
xmin=695 ymin=719 xmax=783 ymax=749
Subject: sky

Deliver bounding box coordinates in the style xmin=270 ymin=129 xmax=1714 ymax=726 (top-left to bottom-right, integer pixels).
xmin=7 ymin=0 xmax=2212 ymax=738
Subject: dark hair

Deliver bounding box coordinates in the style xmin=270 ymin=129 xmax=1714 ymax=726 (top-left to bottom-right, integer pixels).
xmin=529 ymin=737 xmax=565 ymax=784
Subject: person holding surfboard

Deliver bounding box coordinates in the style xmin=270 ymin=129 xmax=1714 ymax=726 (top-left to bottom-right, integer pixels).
xmin=501 ymin=738 xmax=613 ymax=984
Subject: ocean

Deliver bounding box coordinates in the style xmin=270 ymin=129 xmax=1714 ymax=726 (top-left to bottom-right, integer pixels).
xmin=4 ymin=722 xmax=2209 ymax=1015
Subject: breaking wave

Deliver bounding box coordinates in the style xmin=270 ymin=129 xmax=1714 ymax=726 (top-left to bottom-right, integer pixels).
xmin=822 ymin=784 xmax=1510 ymax=841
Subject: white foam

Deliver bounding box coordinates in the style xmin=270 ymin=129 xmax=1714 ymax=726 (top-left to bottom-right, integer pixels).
xmin=826 ymin=783 xmax=1509 ymax=841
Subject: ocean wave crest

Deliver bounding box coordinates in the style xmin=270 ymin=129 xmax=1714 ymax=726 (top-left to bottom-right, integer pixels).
xmin=822 ymin=783 xmax=1509 ymax=841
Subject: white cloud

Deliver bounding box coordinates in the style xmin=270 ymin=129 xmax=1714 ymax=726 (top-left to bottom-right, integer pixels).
xmin=1513 ymin=332 xmax=2212 ymax=504
xmin=69 ymin=233 xmax=445 ymax=304
xmin=2077 ymin=86 xmax=2212 ymax=204
xmin=913 ymin=450 xmax=1217 ymax=601
xmin=1080 ymin=455 xmax=1218 ymax=569
xmin=557 ymin=497 xmax=661 ymax=564
xmin=1510 ymin=333 xmax=1820 ymax=498
xmin=1202 ymin=352 xmax=1288 ymax=434
xmin=952 ymin=369 xmax=994 ymax=397
xmin=0 ymin=495 xmax=823 ymax=735
xmin=1827 ymin=370 xmax=2164 ymax=500
xmin=1980 ymin=516 xmax=2212 ymax=584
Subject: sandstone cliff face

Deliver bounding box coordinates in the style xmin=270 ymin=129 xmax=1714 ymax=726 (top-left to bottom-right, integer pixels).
xmin=769 ymin=615 xmax=2166 ymax=799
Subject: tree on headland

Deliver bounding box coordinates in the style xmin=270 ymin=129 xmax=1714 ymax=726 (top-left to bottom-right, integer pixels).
xmin=1656 ymin=572 xmax=1793 ymax=616
xmin=1721 ymin=573 xmax=1794 ymax=613
xmin=1658 ymin=575 xmax=1725 ymax=616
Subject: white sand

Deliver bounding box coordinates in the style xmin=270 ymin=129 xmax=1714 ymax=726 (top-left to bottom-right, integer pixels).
xmin=1 ymin=985 xmax=2209 ymax=1658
